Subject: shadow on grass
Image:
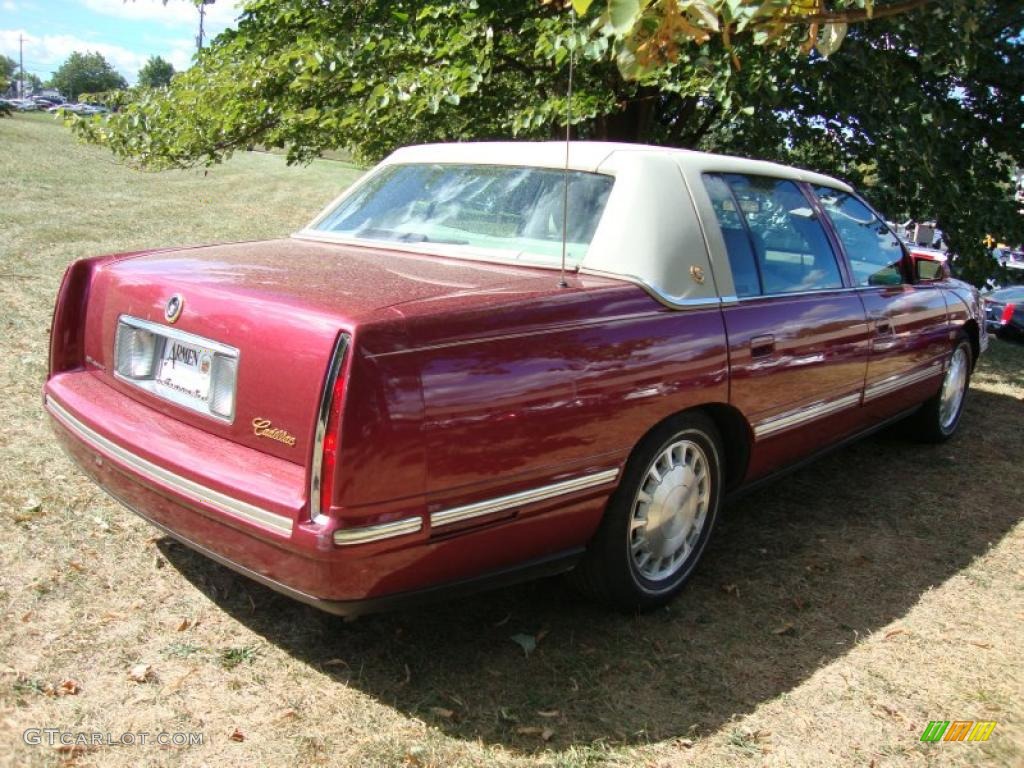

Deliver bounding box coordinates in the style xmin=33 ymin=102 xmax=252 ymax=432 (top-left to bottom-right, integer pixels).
xmin=159 ymin=386 xmax=1023 ymax=753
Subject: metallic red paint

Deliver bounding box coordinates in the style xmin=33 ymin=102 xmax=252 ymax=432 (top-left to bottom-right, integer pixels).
xmin=43 ymin=232 xmax=984 ymax=612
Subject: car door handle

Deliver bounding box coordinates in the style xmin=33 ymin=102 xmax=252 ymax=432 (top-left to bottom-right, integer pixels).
xmin=869 ymin=315 xmax=894 ymax=335
xmin=750 ymin=334 xmax=776 ymax=357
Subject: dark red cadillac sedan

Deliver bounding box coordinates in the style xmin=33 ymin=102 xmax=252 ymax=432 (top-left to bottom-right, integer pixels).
xmin=45 ymin=142 xmax=987 ymax=615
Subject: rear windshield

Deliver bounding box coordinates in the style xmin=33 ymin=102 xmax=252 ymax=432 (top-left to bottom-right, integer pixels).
xmin=312 ymin=163 xmax=614 ymax=265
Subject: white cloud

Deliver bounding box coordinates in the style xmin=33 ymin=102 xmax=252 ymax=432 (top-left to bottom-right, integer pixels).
xmin=166 ymin=38 xmax=195 ymax=71
xmin=1 ymin=28 xmax=149 ymax=80
xmin=2 ymin=2 xmax=19 ymax=14
xmin=80 ymin=0 xmax=243 ymax=32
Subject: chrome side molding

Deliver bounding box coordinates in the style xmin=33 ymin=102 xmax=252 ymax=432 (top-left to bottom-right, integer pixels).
xmin=46 ymin=396 xmax=294 ymax=535
xmin=333 ymin=517 xmax=423 ymax=546
xmin=754 ymin=392 xmax=862 ymax=440
xmin=431 ymin=468 xmax=620 ymax=529
xmin=864 ymin=362 xmax=943 ymax=402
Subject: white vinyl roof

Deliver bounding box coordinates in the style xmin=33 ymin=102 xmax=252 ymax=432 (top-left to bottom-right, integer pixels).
xmin=299 ymin=141 xmax=854 ymax=308
xmin=385 ymin=141 xmax=851 ymax=192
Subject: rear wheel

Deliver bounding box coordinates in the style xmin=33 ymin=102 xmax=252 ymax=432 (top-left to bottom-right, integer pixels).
xmin=572 ymin=413 xmax=723 ymax=611
xmin=911 ymin=335 xmax=972 ymax=442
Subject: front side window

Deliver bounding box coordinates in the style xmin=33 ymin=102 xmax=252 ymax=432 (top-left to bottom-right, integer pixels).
xmin=704 ymin=174 xmax=844 ymax=296
xmin=812 ymin=186 xmax=906 ymax=286
xmin=312 ymin=163 xmax=614 ymax=265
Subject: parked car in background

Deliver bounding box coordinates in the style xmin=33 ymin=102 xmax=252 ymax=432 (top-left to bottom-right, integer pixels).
xmin=1000 ymin=248 xmax=1024 ymax=273
xmin=44 ymin=142 xmax=987 ymax=616
xmin=48 ymin=103 xmax=107 ymax=116
xmin=984 ymin=286 xmax=1024 ymax=337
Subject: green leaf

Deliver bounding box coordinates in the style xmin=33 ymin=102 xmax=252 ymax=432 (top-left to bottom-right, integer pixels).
xmin=571 ymin=0 xmax=594 ymax=15
xmin=816 ymin=22 xmax=848 ymax=59
xmin=608 ymin=0 xmax=641 ymax=34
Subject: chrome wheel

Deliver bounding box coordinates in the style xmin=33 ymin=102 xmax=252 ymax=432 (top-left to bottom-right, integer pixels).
xmin=628 ymin=439 xmax=711 ymax=582
xmin=939 ymin=346 xmax=969 ymax=430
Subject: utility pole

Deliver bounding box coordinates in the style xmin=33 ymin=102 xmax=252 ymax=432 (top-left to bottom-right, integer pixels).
xmin=196 ymin=0 xmax=216 ymax=54
xmin=18 ymin=33 xmax=24 ymax=98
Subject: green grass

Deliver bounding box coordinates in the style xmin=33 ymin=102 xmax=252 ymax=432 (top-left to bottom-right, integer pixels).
xmin=0 ymin=113 xmax=1021 ymax=768
xmin=0 ymin=112 xmax=361 ymax=269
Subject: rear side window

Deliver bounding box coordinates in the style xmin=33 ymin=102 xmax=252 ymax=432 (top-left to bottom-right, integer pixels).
xmin=812 ymin=186 xmax=906 ymax=286
xmin=704 ymin=174 xmax=761 ymax=298
xmin=704 ymin=174 xmax=844 ymax=296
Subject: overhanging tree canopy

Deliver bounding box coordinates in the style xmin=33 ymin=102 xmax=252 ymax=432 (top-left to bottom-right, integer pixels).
xmin=75 ymin=0 xmax=1022 ymax=284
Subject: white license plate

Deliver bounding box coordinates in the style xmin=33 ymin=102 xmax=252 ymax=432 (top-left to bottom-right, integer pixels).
xmin=156 ymin=338 xmax=216 ymax=405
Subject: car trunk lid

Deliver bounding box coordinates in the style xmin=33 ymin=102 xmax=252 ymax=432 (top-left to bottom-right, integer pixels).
xmin=79 ymin=238 xmax=556 ymax=464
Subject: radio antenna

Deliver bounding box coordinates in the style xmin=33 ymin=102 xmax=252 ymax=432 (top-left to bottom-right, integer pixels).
xmin=558 ymin=7 xmax=576 ymax=289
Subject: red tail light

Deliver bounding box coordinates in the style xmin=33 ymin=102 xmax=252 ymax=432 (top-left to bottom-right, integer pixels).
xmin=48 ymin=252 xmax=148 ymax=378
xmin=48 ymin=258 xmax=97 ymax=376
xmin=1001 ymin=303 xmax=1015 ymax=325
xmin=312 ymin=334 xmax=350 ymax=518
xmin=319 ymin=373 xmax=347 ymax=515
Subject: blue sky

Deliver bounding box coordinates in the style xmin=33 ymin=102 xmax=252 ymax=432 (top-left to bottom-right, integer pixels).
xmin=1 ymin=0 xmax=242 ymax=84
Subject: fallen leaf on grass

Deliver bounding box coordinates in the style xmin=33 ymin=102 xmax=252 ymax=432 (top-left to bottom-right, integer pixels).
xmin=323 ymin=658 xmax=348 ymax=668
xmin=771 ymin=622 xmax=795 ymax=636
xmin=884 ymin=628 xmax=906 ymax=640
xmin=176 ymin=618 xmax=193 ymax=632
xmin=56 ymin=743 xmax=94 ymax=757
xmin=127 ymin=663 xmax=153 ymax=683
xmin=229 ymin=728 xmax=245 ymax=742
xmin=676 ymin=737 xmax=694 ymax=748
xmin=67 ymin=561 xmax=85 ymax=573
xmin=510 ymin=633 xmax=537 ymax=657
xmin=58 ymin=679 xmax=81 ymax=696
xmin=878 ymin=703 xmax=903 ymax=720
xmin=542 ymin=728 xmax=555 ymax=741
xmin=536 ymin=709 xmax=560 ymax=718
xmin=275 ymin=708 xmax=298 ymax=722
xmin=721 ymin=583 xmax=740 ymax=597
xmin=967 ymin=640 xmax=993 ymax=649
xmin=404 ymin=744 xmax=428 ymax=766
xmin=430 ymin=707 xmax=455 ymax=720
xmin=163 ymin=667 xmax=197 ymax=694
xmin=15 ymin=499 xmax=42 ymax=523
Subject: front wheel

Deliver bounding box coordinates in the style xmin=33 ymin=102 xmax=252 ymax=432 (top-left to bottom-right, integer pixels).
xmin=911 ymin=335 xmax=973 ymax=442
xmin=572 ymin=413 xmax=723 ymax=611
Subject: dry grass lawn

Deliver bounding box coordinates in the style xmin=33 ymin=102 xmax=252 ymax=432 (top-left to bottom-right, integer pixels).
xmin=1 ymin=113 xmax=1022 ymax=767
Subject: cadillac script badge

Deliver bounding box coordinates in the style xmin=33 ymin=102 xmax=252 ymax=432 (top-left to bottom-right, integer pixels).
xmin=252 ymin=418 xmax=297 ymax=447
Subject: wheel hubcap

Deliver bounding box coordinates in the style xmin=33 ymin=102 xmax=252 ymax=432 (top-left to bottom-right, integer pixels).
xmin=939 ymin=347 xmax=968 ymax=430
xmin=629 ymin=439 xmax=711 ymax=582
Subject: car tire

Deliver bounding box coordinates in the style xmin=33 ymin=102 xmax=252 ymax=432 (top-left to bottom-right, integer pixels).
xmin=911 ymin=334 xmax=973 ymax=443
xmin=572 ymin=412 xmax=723 ymax=612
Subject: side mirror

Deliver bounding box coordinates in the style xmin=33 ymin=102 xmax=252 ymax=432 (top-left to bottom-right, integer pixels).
xmin=913 ymin=254 xmax=949 ymax=282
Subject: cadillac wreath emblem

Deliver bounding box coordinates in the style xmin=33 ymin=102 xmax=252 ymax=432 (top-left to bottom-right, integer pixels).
xmin=164 ymin=294 xmax=184 ymax=324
